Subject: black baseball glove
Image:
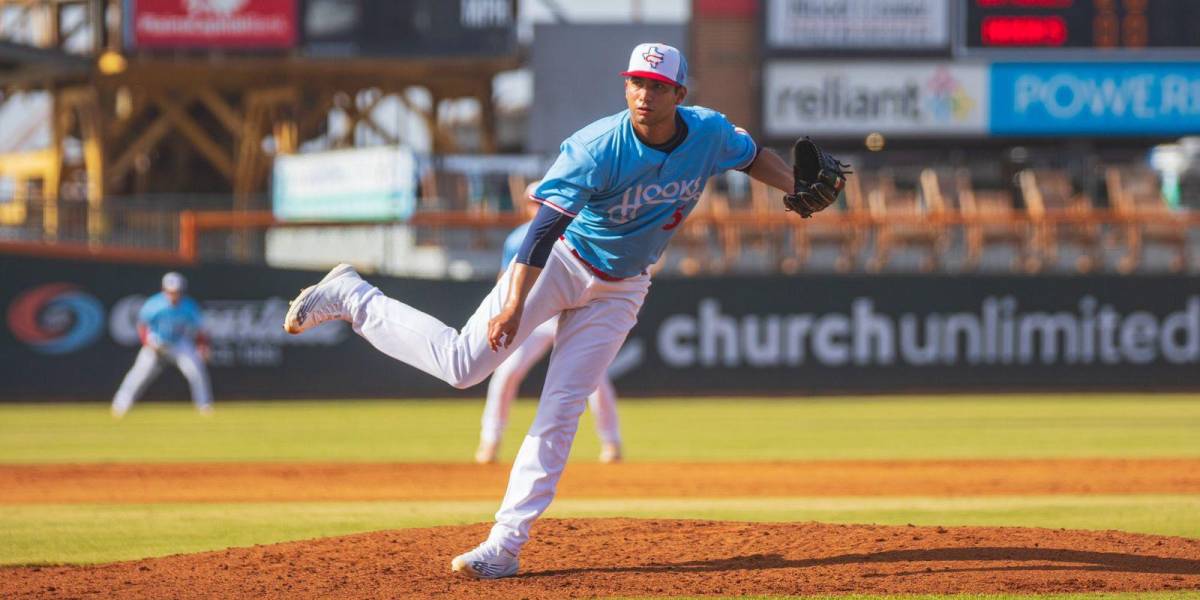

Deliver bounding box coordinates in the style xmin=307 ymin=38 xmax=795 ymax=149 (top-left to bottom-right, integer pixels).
xmin=783 ymin=137 xmax=851 ymax=218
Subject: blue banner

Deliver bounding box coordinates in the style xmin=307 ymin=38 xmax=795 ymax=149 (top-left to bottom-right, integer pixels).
xmin=991 ymin=62 xmax=1200 ymax=136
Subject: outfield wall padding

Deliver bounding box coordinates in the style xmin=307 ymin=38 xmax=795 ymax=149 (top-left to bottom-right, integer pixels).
xmin=3 ymin=255 xmax=1198 ymax=400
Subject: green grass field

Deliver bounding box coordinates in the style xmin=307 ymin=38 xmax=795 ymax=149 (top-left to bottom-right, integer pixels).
xmin=649 ymin=595 xmax=1200 ymax=600
xmin=3 ymin=395 xmax=1199 ymax=463
xmin=660 ymin=596 xmax=1200 ymax=600
xmin=2 ymin=395 xmax=1199 ymax=600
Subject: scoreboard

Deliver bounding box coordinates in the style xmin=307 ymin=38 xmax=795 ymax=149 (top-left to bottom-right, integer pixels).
xmin=966 ymin=0 xmax=1200 ymax=50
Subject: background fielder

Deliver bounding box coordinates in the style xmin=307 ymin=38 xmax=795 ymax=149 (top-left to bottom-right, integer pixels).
xmin=476 ymin=182 xmax=623 ymax=465
xmin=284 ymin=42 xmax=839 ymax=580
xmin=111 ymin=272 xmax=212 ymax=418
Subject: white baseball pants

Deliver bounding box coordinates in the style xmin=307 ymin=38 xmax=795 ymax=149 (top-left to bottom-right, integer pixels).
xmin=480 ymin=317 xmax=621 ymax=447
xmin=111 ymin=344 xmax=213 ymax=413
xmin=342 ymin=240 xmax=648 ymax=554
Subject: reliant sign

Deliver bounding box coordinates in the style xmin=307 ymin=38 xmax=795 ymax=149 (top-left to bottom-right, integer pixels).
xmin=763 ymin=61 xmax=989 ymax=138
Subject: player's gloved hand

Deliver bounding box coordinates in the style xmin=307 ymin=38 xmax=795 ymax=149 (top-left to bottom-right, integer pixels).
xmin=783 ymin=137 xmax=851 ymax=218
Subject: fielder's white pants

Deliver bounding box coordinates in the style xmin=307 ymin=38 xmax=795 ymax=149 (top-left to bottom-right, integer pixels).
xmin=480 ymin=317 xmax=621 ymax=446
xmin=111 ymin=344 xmax=213 ymax=413
xmin=342 ymin=240 xmax=648 ymax=554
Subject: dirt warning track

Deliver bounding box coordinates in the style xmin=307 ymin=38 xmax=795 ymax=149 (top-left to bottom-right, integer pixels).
xmin=3 ymin=458 xmax=1200 ymax=503
xmin=5 ymin=519 xmax=1200 ymax=599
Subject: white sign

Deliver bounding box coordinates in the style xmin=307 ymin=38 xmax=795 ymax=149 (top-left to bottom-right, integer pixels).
xmin=763 ymin=61 xmax=989 ymax=137
xmin=766 ymin=0 xmax=949 ymax=50
xmin=272 ymin=146 xmax=417 ymax=221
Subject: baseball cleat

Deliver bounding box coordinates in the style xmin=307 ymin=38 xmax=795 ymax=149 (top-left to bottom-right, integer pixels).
xmin=450 ymin=541 xmax=519 ymax=579
xmin=474 ymin=440 xmax=499 ymax=464
xmin=283 ymin=263 xmax=360 ymax=334
xmin=599 ymin=442 xmax=623 ymax=464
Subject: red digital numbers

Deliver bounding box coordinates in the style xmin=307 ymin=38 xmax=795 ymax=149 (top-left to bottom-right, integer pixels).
xmin=981 ymin=16 xmax=1069 ymax=46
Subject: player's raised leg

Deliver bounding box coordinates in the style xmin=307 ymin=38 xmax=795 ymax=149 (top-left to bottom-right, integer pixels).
xmin=284 ymin=249 xmax=578 ymax=389
xmin=111 ymin=346 xmax=164 ymax=418
xmin=477 ymin=318 xmax=557 ymax=463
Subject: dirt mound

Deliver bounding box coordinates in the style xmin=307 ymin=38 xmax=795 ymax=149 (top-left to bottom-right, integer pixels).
xmin=5 ymin=519 xmax=1200 ymax=599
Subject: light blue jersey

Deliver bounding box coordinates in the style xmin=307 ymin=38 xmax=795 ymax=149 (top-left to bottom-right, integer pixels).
xmin=139 ymin=292 xmax=204 ymax=346
xmin=532 ymin=106 xmax=756 ymax=279
xmin=502 ymin=222 xmax=531 ymax=270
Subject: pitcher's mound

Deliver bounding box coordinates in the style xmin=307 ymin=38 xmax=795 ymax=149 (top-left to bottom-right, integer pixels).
xmin=5 ymin=519 xmax=1200 ymax=599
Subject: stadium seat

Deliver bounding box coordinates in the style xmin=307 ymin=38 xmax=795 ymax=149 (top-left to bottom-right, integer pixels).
xmin=1106 ymin=166 xmax=1189 ymax=273
xmin=865 ymin=169 xmax=948 ymax=272
xmin=952 ymin=169 xmax=1036 ymax=272
xmin=1019 ymin=169 xmax=1101 ymax=273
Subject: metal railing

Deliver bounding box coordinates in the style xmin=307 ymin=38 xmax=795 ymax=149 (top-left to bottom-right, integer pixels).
xmin=3 ymin=194 xmax=1200 ymax=277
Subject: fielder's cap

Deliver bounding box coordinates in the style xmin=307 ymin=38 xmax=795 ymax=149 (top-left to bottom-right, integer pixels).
xmin=162 ymin=271 xmax=186 ymax=292
xmin=621 ymin=42 xmax=687 ymax=88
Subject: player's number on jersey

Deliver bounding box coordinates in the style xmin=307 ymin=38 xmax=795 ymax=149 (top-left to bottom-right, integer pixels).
xmin=662 ymin=205 xmax=684 ymax=231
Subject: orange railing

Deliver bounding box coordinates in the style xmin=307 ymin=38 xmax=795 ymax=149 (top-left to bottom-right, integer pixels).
xmin=5 ymin=197 xmax=1200 ymax=274
xmin=172 ymin=207 xmax=1200 ymax=272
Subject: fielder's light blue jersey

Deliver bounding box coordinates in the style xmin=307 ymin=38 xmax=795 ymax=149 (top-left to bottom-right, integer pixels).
xmin=533 ymin=106 xmax=756 ymax=279
xmin=139 ymin=292 xmax=204 ymax=346
xmin=502 ymin=222 xmax=531 ymax=270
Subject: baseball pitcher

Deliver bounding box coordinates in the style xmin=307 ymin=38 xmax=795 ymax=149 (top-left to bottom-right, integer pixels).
xmin=283 ymin=42 xmax=847 ymax=579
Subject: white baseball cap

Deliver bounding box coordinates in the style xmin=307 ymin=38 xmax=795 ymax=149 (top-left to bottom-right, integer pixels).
xmin=162 ymin=272 xmax=186 ymax=292
xmin=621 ymin=42 xmax=687 ymax=88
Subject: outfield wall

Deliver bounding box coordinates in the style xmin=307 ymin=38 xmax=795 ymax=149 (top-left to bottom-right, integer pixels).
xmin=3 ymin=255 xmax=1199 ymax=400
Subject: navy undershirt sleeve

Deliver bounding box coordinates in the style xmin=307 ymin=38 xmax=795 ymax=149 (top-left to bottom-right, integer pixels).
xmin=515 ymin=203 xmax=574 ymax=268
xmin=737 ymin=147 xmax=763 ymax=174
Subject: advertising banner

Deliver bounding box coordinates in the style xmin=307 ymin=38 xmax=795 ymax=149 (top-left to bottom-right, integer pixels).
xmin=765 ymin=0 xmax=949 ymax=51
xmin=763 ymin=61 xmax=989 ymax=138
xmin=0 ymin=256 xmax=491 ymax=401
xmin=301 ymin=0 xmax=516 ymax=57
xmin=125 ymin=0 xmax=297 ymax=49
xmin=272 ymin=146 xmax=417 ymax=222
xmin=5 ymin=256 xmax=1200 ymax=400
xmin=990 ymin=62 xmax=1200 ymax=136
xmin=621 ymin=275 xmax=1200 ymax=394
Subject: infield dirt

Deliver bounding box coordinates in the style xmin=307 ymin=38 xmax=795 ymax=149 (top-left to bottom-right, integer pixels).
xmin=5 ymin=519 xmax=1200 ymax=599
xmin=4 ymin=459 xmax=1200 ymax=598
xmin=3 ymin=458 xmax=1199 ymax=503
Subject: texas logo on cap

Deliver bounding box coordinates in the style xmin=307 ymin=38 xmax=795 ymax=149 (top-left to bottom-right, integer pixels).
xmin=621 ymin=42 xmax=687 ymax=88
